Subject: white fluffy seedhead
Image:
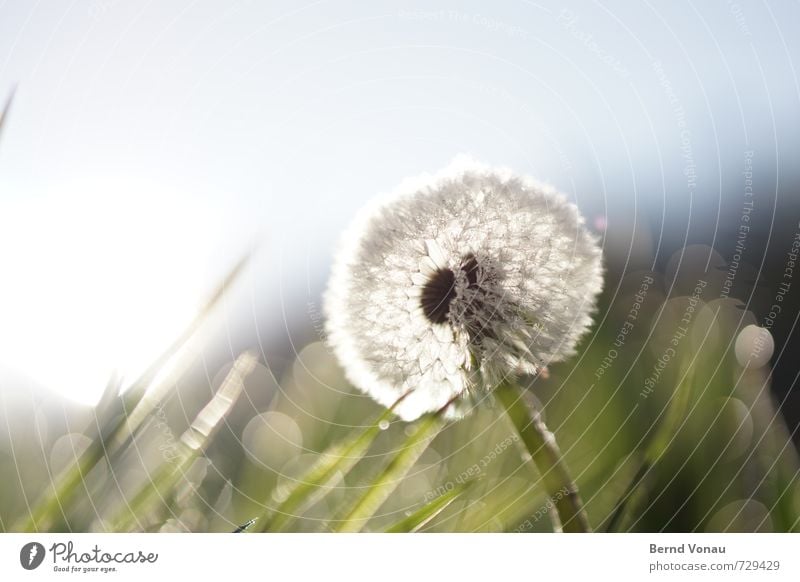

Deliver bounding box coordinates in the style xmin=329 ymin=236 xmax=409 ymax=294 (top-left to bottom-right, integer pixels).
xmin=325 ymin=159 xmax=603 ymax=421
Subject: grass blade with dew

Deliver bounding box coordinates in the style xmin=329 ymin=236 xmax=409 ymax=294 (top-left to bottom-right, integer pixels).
xmin=384 ymin=478 xmax=475 ymax=533
xmin=603 ymin=366 xmax=696 ymax=532
xmin=111 ymin=351 xmax=258 ymax=532
xmin=232 ymin=518 xmax=258 ymax=533
xmin=331 ymin=412 xmax=445 ymax=533
xmin=494 ymin=379 xmax=591 ymax=533
xmin=109 ymin=251 xmax=253 ymax=451
xmin=256 ymin=406 xmax=398 ymax=532
xmin=14 ymin=253 xmax=252 ymax=532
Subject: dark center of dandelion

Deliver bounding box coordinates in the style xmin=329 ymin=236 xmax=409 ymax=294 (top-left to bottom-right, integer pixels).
xmin=420 ymin=253 xmax=481 ymax=325
xmin=420 ymin=268 xmax=456 ymax=324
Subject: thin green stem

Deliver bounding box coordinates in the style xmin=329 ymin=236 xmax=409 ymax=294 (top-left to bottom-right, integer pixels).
xmin=111 ymin=351 xmax=257 ymax=532
xmin=257 ymin=407 xmax=395 ymax=532
xmin=604 ymin=367 xmax=695 ymax=532
xmin=13 ymin=256 xmax=251 ymax=532
xmin=384 ymin=478 xmax=474 ymax=533
xmin=604 ymin=460 xmax=650 ymax=532
xmin=494 ymin=380 xmax=591 ymax=533
xmin=333 ymin=413 xmax=444 ymax=532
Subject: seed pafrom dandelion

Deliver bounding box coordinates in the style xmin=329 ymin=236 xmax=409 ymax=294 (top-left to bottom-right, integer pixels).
xmin=325 ymin=158 xmax=603 ymax=421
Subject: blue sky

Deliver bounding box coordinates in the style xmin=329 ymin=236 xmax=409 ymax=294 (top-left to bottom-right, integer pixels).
xmin=1 ymin=0 xmax=798 ymax=401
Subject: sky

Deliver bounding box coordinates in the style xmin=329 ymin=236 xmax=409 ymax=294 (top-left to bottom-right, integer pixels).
xmin=0 ymin=0 xmax=798 ymax=403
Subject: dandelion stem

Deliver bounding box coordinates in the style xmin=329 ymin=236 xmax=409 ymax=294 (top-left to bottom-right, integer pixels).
xmin=494 ymin=380 xmax=591 ymax=533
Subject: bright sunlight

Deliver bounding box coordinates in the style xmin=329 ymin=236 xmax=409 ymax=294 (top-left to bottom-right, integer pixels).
xmin=0 ymin=179 xmax=212 ymax=405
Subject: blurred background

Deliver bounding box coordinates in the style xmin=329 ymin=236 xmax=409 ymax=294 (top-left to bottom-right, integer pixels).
xmin=1 ymin=0 xmax=799 ymax=532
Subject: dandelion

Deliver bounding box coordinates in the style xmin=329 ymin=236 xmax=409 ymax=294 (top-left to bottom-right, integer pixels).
xmin=325 ymin=158 xmax=602 ymax=531
xmin=325 ymin=158 xmax=603 ymax=421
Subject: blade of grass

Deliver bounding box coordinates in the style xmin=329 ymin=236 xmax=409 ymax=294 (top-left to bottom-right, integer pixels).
xmin=384 ymin=478 xmax=475 ymax=533
xmin=112 ymin=251 xmax=253 ymax=445
xmin=494 ymin=379 xmax=591 ymax=533
xmin=111 ymin=351 xmax=258 ymax=532
xmin=602 ymin=460 xmax=651 ymax=533
xmin=256 ymin=406 xmax=396 ymax=532
xmin=232 ymin=518 xmax=258 ymax=533
xmin=14 ymin=253 xmax=252 ymax=532
xmin=13 ymin=436 xmax=106 ymax=532
xmin=13 ymin=375 xmax=127 ymax=532
xmin=603 ymin=366 xmax=695 ymax=532
xmin=332 ymin=412 xmax=445 ymax=533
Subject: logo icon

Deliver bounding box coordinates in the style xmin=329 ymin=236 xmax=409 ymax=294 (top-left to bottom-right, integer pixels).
xmin=19 ymin=542 xmax=46 ymax=570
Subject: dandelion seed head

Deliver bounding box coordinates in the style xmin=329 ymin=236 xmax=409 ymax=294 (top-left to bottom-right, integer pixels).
xmin=325 ymin=158 xmax=603 ymax=421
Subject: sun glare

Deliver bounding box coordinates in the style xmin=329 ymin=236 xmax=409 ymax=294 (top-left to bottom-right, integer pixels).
xmin=0 ymin=181 xmax=212 ymax=406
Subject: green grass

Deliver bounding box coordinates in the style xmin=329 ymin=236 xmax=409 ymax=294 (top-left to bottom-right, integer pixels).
xmin=2 ymin=260 xmax=799 ymax=533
